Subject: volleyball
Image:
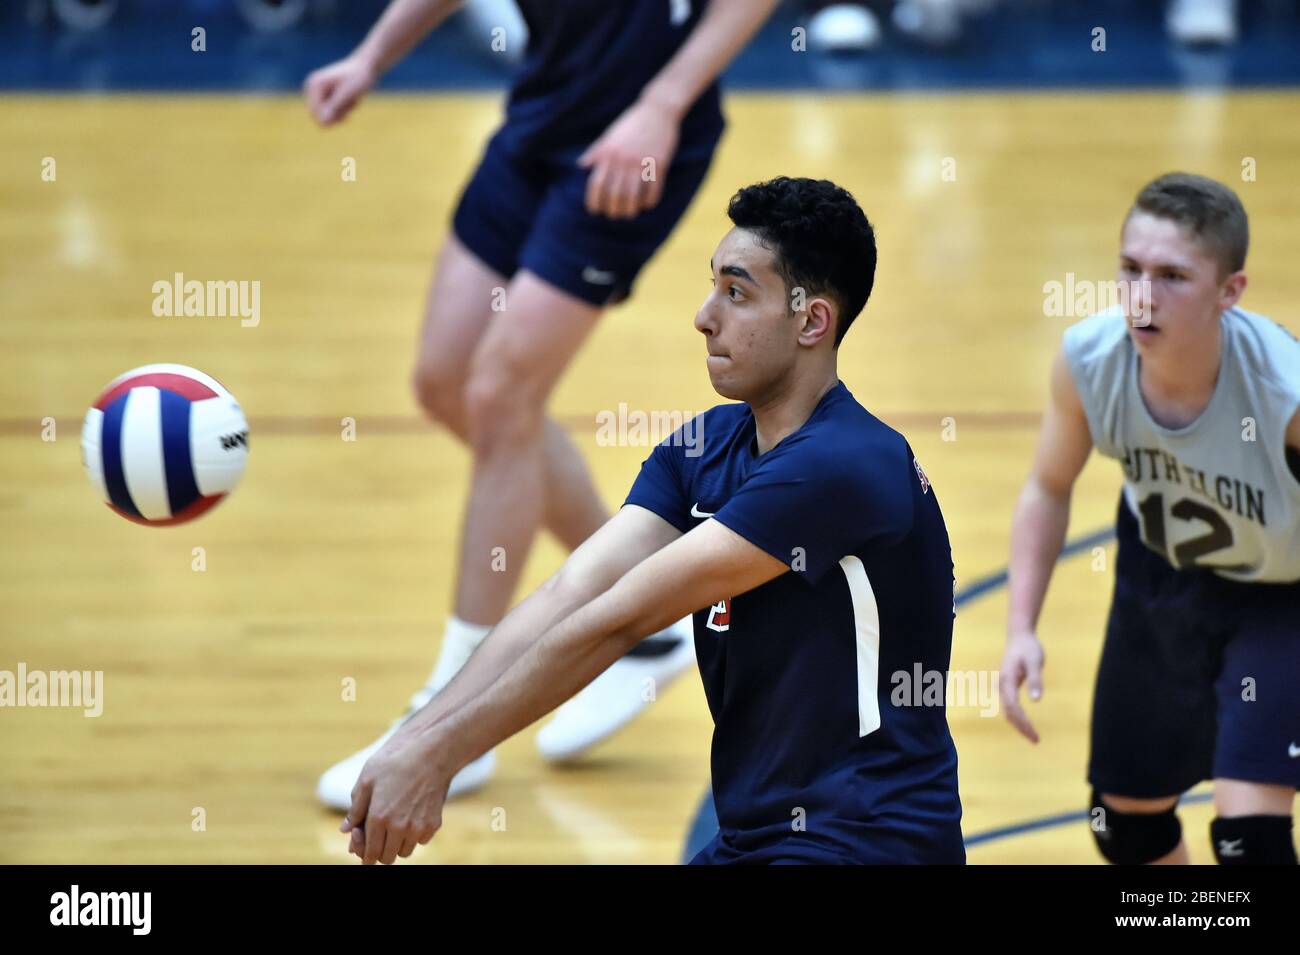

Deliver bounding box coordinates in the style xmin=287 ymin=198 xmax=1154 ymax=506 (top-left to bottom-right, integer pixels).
xmin=80 ymin=364 xmax=249 ymax=526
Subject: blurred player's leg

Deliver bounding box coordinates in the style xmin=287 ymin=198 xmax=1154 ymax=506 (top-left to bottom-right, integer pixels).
xmin=457 ymin=268 xmax=694 ymax=763
xmin=1211 ymin=780 xmax=1296 ymax=864
xmin=456 ymin=269 xmax=603 ymax=621
xmin=317 ymin=235 xmax=510 ymax=810
xmin=318 ymin=239 xmax=605 ymax=810
xmin=411 ymin=235 xmax=610 ymax=553
xmin=1209 ymin=609 xmax=1299 ymax=863
xmin=317 ymin=237 xmax=691 ymax=805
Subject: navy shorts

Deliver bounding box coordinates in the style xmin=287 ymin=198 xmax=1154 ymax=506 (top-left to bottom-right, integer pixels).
xmin=451 ymin=129 xmax=718 ymax=307
xmin=1088 ymin=496 xmax=1300 ymax=797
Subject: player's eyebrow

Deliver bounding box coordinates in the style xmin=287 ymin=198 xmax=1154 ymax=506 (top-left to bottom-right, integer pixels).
xmin=1120 ymin=253 xmax=1194 ymax=273
xmin=719 ymin=264 xmax=756 ymax=284
xmin=717 ymin=257 xmax=759 ymax=283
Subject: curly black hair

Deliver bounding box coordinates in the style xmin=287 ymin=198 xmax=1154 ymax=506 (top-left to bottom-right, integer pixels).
xmin=726 ymin=177 xmax=876 ymax=348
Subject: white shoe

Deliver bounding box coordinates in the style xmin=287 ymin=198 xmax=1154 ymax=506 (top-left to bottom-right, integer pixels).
xmin=1167 ymin=0 xmax=1237 ymax=46
xmin=808 ymin=5 xmax=883 ymax=52
xmin=316 ymin=684 xmax=497 ymax=811
xmin=536 ymin=616 xmax=696 ymax=763
xmin=893 ymin=0 xmax=964 ymax=47
xmin=317 ymin=616 xmax=496 ymax=811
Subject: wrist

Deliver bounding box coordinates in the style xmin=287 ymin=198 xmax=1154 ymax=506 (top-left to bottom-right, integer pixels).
xmin=639 ymin=83 xmax=690 ymax=123
xmin=351 ymin=46 xmax=383 ymax=81
xmin=412 ymin=719 xmax=468 ymax=779
xmin=1006 ymin=622 xmax=1038 ymax=642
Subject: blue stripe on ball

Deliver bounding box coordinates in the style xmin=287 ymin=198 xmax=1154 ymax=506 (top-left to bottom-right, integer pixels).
xmin=101 ymin=392 xmax=142 ymax=519
xmin=159 ymin=388 xmax=200 ymax=516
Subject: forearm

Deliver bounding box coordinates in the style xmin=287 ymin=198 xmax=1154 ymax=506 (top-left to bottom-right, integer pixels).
xmin=1006 ymin=479 xmax=1072 ymax=636
xmin=354 ymin=0 xmax=463 ymax=76
xmin=399 ymin=508 xmax=680 ymax=743
xmin=640 ymin=0 xmax=779 ymax=119
xmin=419 ymin=579 xmax=662 ymax=774
xmin=402 ymin=575 xmax=584 ymax=739
xmin=420 ymin=519 xmax=784 ymax=774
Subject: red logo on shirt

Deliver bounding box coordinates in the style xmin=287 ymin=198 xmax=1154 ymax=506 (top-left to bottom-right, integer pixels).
xmin=706 ymin=599 xmax=731 ymax=632
xmin=913 ymin=457 xmax=931 ymax=495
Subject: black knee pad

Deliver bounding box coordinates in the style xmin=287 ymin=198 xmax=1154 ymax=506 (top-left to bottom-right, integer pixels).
xmin=1089 ymin=790 xmax=1182 ymax=865
xmin=1211 ymin=815 xmax=1298 ymax=865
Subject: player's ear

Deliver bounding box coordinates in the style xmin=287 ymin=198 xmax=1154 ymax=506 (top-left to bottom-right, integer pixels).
xmin=798 ymin=297 xmax=835 ymax=347
xmin=1218 ymin=269 xmax=1246 ymax=310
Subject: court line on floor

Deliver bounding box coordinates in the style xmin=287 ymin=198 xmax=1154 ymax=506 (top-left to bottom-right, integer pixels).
xmin=681 ymin=525 xmax=1122 ymax=863
xmin=963 ymin=791 xmax=1214 ymax=849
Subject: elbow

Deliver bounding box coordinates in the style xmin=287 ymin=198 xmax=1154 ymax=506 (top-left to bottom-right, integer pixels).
xmin=1024 ymin=472 xmax=1073 ymax=507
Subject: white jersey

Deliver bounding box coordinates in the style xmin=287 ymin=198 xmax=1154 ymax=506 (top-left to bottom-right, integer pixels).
xmin=1063 ymin=306 xmax=1300 ymax=583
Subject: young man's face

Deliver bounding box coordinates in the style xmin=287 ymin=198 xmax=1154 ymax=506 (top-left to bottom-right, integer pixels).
xmin=696 ymin=227 xmax=823 ymax=402
xmin=1117 ymin=211 xmax=1245 ymax=354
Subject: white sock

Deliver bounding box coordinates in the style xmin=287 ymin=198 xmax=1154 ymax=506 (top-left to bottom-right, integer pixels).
xmin=426 ymin=615 xmax=492 ymax=693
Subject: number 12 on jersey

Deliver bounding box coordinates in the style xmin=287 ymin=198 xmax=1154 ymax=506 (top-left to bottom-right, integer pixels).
xmin=1135 ymin=492 xmax=1237 ymax=569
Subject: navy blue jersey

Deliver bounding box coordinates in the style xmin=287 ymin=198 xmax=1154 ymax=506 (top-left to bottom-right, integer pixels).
xmin=500 ymin=0 xmax=725 ymax=161
xmin=625 ymin=381 xmax=964 ymax=863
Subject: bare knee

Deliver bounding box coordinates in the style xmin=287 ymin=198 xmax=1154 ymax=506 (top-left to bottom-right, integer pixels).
xmin=411 ymin=358 xmax=468 ymax=437
xmin=1100 ymin=793 xmax=1180 ymax=814
xmin=1215 ymin=779 xmax=1295 ymax=817
xmin=463 ymin=355 xmax=547 ymax=455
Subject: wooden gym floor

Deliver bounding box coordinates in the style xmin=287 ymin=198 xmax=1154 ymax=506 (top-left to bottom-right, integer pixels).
xmin=1 ymin=91 xmax=1297 ymax=863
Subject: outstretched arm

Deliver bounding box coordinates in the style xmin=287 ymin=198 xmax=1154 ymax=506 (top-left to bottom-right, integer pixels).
xmin=396 ymin=504 xmax=684 ymax=744
xmin=346 ymin=514 xmax=788 ymax=864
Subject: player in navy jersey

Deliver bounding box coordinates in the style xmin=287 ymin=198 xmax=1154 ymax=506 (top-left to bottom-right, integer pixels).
xmin=339 ymin=177 xmax=965 ymax=865
xmin=304 ymin=1 xmax=779 ymax=809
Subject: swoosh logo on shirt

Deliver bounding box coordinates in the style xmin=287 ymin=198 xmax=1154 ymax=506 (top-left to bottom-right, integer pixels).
xmin=1289 ymin=742 xmax=1300 ymax=758
xmin=690 ymin=503 xmax=714 ymax=518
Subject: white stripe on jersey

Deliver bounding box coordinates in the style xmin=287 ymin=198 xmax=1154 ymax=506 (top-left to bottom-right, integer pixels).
xmin=840 ymin=555 xmax=882 ymax=738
